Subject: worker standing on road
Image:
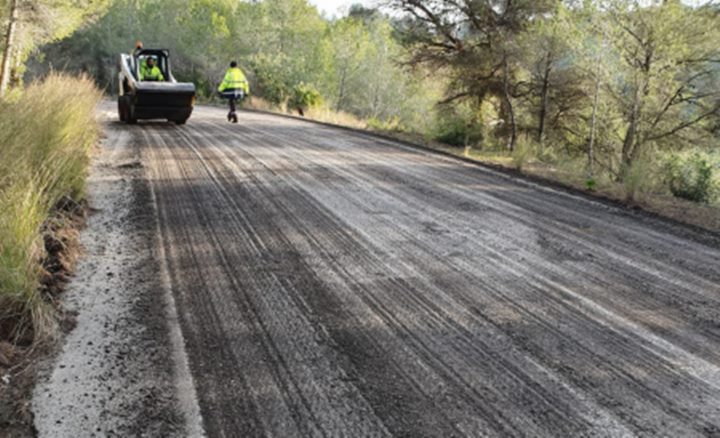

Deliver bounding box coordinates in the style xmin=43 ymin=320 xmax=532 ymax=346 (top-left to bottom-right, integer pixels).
xmin=218 ymin=61 xmax=249 ymax=123
xmin=140 ymin=57 xmax=164 ymax=81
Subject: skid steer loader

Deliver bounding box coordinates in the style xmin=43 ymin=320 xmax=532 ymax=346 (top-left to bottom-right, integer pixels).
xmin=117 ymin=48 xmax=195 ymax=124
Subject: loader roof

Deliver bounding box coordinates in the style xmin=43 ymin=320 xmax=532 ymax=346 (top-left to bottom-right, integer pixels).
xmin=134 ymin=48 xmax=170 ymax=57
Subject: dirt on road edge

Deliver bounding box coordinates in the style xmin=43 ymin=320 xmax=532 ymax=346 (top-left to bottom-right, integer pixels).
xmin=0 ymin=200 xmax=86 ymax=438
xmin=28 ymin=115 xmax=204 ymax=437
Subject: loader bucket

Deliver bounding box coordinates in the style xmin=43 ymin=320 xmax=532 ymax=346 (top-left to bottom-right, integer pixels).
xmin=132 ymin=82 xmax=195 ymax=121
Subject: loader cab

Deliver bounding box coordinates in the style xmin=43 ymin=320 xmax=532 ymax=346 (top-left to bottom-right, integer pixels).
xmin=132 ymin=49 xmax=172 ymax=82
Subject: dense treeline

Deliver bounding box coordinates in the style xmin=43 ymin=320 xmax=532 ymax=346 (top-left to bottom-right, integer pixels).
xmin=392 ymin=0 xmax=720 ymax=201
xmin=25 ymin=0 xmax=439 ymax=133
xmin=7 ymin=0 xmax=720 ymax=203
xmin=0 ymin=0 xmax=108 ymax=96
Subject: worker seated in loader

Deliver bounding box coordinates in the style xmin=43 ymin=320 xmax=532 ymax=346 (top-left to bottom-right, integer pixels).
xmin=139 ymin=56 xmax=165 ymax=81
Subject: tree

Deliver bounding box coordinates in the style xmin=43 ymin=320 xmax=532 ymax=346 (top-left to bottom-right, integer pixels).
xmin=553 ymin=1 xmax=617 ymax=175
xmin=603 ymin=0 xmax=720 ymax=172
xmin=516 ymin=5 xmax=579 ymax=146
xmin=1 ymin=0 xmax=110 ymax=96
xmin=243 ymin=0 xmax=327 ymax=104
xmin=324 ymin=17 xmax=370 ymax=111
xmin=0 ymin=0 xmax=18 ymax=97
xmin=390 ymin=0 xmax=558 ymax=150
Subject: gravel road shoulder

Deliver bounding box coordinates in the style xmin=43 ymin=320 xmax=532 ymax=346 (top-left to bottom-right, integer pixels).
xmin=30 ymin=107 xmax=202 ymax=436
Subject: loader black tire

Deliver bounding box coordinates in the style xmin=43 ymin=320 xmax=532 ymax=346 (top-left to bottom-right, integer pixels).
xmin=126 ymin=102 xmax=137 ymax=124
xmin=118 ymin=96 xmax=137 ymax=124
xmin=117 ymin=97 xmax=127 ymax=122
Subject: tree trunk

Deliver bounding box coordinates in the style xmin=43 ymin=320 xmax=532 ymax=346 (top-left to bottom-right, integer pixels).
xmin=0 ymin=0 xmax=19 ymax=98
xmin=9 ymin=43 xmax=21 ymax=88
xmin=587 ymin=75 xmax=600 ymax=176
xmin=621 ymin=88 xmax=640 ymax=172
xmin=621 ymin=119 xmax=637 ymax=173
xmin=502 ymin=54 xmax=517 ymax=151
xmin=622 ymin=47 xmax=653 ymax=175
xmin=537 ymin=51 xmax=552 ymax=144
xmin=371 ymin=82 xmax=380 ymax=118
xmin=336 ymin=66 xmax=347 ymax=112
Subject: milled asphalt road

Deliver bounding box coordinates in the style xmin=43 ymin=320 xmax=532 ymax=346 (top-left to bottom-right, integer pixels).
xmin=122 ymin=103 xmax=720 ymax=436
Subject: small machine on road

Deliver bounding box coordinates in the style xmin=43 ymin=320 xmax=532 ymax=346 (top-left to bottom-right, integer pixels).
xmin=117 ymin=48 xmax=195 ymax=124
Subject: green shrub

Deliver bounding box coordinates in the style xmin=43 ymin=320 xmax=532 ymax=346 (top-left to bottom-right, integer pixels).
xmin=0 ymin=74 xmax=101 ymax=342
xmin=662 ymin=151 xmax=718 ymax=204
xmin=288 ymin=82 xmax=322 ymax=116
xmin=249 ymin=53 xmax=295 ymax=107
xmin=256 ymin=73 xmax=289 ymax=106
xmin=433 ymin=115 xmax=483 ymax=147
xmin=585 ymin=178 xmax=597 ymax=191
xmin=536 ymin=143 xmax=558 ymax=164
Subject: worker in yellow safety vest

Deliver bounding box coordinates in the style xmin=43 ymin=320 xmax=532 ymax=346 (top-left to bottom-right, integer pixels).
xmin=218 ymin=61 xmax=249 ymax=123
xmin=140 ymin=57 xmax=164 ymax=81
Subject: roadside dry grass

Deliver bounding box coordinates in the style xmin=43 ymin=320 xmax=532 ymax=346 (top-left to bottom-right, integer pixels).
xmin=0 ymin=74 xmax=101 ymax=345
xmin=427 ymin=140 xmax=720 ymax=233
xmin=245 ymin=97 xmax=367 ymax=129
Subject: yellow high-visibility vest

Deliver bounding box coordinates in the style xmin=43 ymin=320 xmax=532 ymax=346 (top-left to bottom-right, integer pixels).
xmin=218 ymin=67 xmax=249 ymax=93
xmin=140 ymin=64 xmax=164 ymax=81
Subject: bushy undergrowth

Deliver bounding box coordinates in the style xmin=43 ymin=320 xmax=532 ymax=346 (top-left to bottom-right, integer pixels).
xmin=0 ymin=74 xmax=101 ymax=343
xmin=621 ymin=158 xmax=660 ymax=202
xmin=432 ymin=116 xmax=484 ymax=147
xmin=366 ymin=116 xmax=402 ymax=132
xmin=662 ymin=150 xmax=719 ymax=204
xmin=288 ymin=82 xmax=323 ymax=116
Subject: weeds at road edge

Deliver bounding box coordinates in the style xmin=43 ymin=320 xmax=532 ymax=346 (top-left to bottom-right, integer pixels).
xmin=0 ymin=74 xmax=101 ymax=345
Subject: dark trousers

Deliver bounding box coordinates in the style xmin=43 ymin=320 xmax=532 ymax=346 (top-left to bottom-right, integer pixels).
xmin=228 ymin=97 xmax=237 ymax=114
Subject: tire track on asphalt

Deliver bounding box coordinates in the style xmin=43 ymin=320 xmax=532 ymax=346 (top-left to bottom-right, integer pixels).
xmin=214 ymin=111 xmax=720 ymax=432
xmin=173 ymin=121 xmax=459 ymax=436
xmin=134 ymin=105 xmax=720 ymax=437
xmin=148 ymin=123 xmax=392 ymax=436
xmin=142 ymin=125 xmax=266 ymax=435
xmin=222 ymin=115 xmax=713 ymax=362
xmin=147 ymin=127 xmax=324 ymax=437
xmin=204 ymin=116 xmax=720 ymax=434
xmin=225 ymin=114 xmax=720 ymax=432
xmin=196 ymin=120 xmax=613 ymax=436
xmin=187 ymin=119 xmax=648 ymax=434
xmin=194 ymin=114 xmax=720 ymax=436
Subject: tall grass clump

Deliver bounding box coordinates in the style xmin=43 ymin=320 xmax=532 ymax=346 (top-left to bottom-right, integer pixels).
xmin=511 ymin=139 xmax=537 ymax=171
xmin=0 ymin=74 xmax=101 ymax=343
xmin=622 ymin=157 xmax=661 ymax=202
